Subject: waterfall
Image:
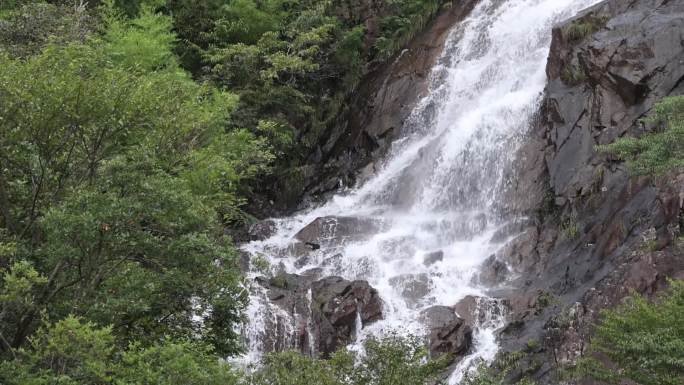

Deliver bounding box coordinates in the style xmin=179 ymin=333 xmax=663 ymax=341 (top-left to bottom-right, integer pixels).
xmin=237 ymin=0 xmax=602 ymax=379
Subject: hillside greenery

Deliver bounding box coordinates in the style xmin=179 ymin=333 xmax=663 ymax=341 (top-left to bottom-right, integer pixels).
xmin=0 ymin=0 xmax=454 ymax=383
xmin=570 ymin=280 xmax=684 ymax=385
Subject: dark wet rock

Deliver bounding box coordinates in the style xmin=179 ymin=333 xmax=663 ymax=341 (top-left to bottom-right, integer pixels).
xmin=423 ymin=250 xmax=444 ymax=266
xmin=478 ymin=255 xmax=509 ymax=285
xmin=490 ymin=218 xmax=537 ymax=243
xmin=269 ymin=241 xmax=319 ymax=261
xmin=294 ymin=255 xmax=311 ymax=269
xmin=389 ymin=273 xmax=431 ymax=306
xmin=453 ymin=296 xmax=510 ymax=329
xmin=452 ymin=296 xmax=479 ymax=327
xmin=301 ymin=267 xmax=324 ymax=279
xmin=251 ymin=272 xmax=318 ymax=354
xmin=239 ymin=250 xmax=251 ymax=272
xmin=254 ymin=273 xmax=383 ymax=358
xmin=311 ymin=276 xmax=383 ymax=357
xmin=321 ymin=253 xmax=344 ymax=269
xmin=420 ymin=305 xmax=472 ymax=363
xmin=495 ymin=226 xmax=540 ymax=274
xmin=248 ymin=219 xmax=277 ymax=241
xmin=294 ymin=216 xmax=382 ymax=247
xmin=261 ymin=273 xmax=316 ymax=309
xmin=544 ymin=0 xmax=684 ymax=203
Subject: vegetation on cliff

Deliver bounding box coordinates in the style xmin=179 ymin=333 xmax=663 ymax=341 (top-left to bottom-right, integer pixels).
xmin=570 ymin=280 xmax=684 ymax=385
xmin=0 ymin=0 xmax=453 ymax=383
xmin=1 ymin=0 xmax=682 ymax=384
xmin=600 ymin=95 xmax=684 ymax=175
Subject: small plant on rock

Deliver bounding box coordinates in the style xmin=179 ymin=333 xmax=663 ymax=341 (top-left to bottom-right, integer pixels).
xmin=560 ymin=216 xmax=581 ymax=240
xmin=598 ymin=96 xmax=684 ymax=175
xmin=564 ymin=15 xmax=609 ymax=43
xmin=560 ymin=63 xmax=587 ymax=85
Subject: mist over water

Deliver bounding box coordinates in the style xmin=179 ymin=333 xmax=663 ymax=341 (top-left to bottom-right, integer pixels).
xmin=238 ymin=0 xmax=601 ymax=380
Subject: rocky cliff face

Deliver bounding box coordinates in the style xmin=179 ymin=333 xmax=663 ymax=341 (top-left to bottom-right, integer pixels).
xmin=243 ymin=0 xmax=683 ymax=380
xmin=299 ymin=0 xmax=480 ymax=203
xmin=493 ymin=0 xmax=684 ymax=382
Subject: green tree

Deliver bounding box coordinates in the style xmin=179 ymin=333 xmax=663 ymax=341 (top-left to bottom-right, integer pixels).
xmin=117 ymin=340 xmax=239 ymax=385
xmin=600 ymin=95 xmax=684 ymax=175
xmin=103 ymin=3 xmax=178 ymax=72
xmin=352 ymin=334 xmax=449 ymax=385
xmin=461 ymin=352 xmax=537 ymax=385
xmin=374 ymin=0 xmax=447 ymax=59
xmin=33 ymin=156 xmax=245 ymax=352
xmin=0 ymin=1 xmax=93 ymax=57
xmin=250 ymin=334 xmax=448 ymax=385
xmin=0 ymin=6 xmax=268 ymax=356
xmin=0 ymin=316 xmax=239 ymax=385
xmin=0 ymin=317 xmax=115 ymax=385
xmin=250 ymin=350 xmax=350 ymax=385
xmin=572 ymin=280 xmax=684 ymax=385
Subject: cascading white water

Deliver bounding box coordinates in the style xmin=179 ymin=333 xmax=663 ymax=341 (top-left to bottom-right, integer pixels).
xmin=238 ymin=0 xmax=601 ymax=380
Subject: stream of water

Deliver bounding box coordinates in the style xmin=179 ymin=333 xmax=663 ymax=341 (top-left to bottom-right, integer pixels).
xmin=238 ymin=0 xmax=601 ymax=381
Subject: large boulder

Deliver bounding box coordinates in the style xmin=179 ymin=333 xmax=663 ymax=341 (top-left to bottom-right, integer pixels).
xmin=252 ymin=273 xmax=383 ymax=358
xmin=494 ymin=226 xmax=540 ymax=274
xmin=420 ymin=306 xmax=472 ymax=363
xmin=250 ymin=272 xmax=317 ymax=354
xmin=311 ymin=276 xmax=383 ymax=357
xmin=478 ymin=255 xmax=509 ymax=286
xmin=453 ymin=295 xmax=509 ymax=329
xmin=423 ymin=250 xmax=444 ymax=266
xmin=294 ymin=216 xmax=382 ymax=248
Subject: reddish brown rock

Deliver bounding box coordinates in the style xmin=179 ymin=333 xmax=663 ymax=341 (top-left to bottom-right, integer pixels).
xmin=420 ymin=306 xmax=472 ymax=363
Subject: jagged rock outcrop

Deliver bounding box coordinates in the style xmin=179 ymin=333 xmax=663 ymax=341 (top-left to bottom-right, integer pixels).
xmin=254 ymin=273 xmax=383 ymax=358
xmin=312 ymin=276 xmax=383 ymax=357
xmin=496 ymin=1 xmax=684 ymax=383
xmin=420 ymin=305 xmax=472 ymax=363
xmin=294 ymin=216 xmax=383 ymax=248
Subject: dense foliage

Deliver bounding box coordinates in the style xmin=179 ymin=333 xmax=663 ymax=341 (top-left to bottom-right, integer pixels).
xmin=0 ymin=0 xmax=455 ymax=383
xmin=461 ymin=352 xmax=537 ymax=385
xmin=0 ymin=316 xmax=240 ymax=385
xmin=570 ymin=280 xmax=684 ymax=385
xmin=0 ymin=0 xmax=267 ymax=365
xmin=0 ymin=318 xmax=445 ymax=385
xmin=165 ymin=0 xmax=452 ymax=203
xmin=249 ymin=334 xmax=449 ymax=385
xmin=600 ymin=95 xmax=684 ymax=175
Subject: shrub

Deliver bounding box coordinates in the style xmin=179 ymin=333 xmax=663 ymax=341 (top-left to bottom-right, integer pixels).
xmin=599 ymin=95 xmax=684 ymax=175
xmin=570 ymin=280 xmax=684 ymax=385
xmin=250 ymin=334 xmax=449 ymax=385
xmin=0 ymin=316 xmax=239 ymax=385
xmin=564 ymin=15 xmax=609 ymax=43
xmin=560 ymin=216 xmax=580 ymax=240
xmin=560 ymin=64 xmax=587 ymax=85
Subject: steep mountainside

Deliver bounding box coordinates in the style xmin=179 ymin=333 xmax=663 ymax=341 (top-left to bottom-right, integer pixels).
xmin=296 ymin=0 xmax=480 ymax=205
xmin=250 ymin=0 xmax=684 ymax=380
xmin=491 ymin=0 xmax=684 ymax=382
